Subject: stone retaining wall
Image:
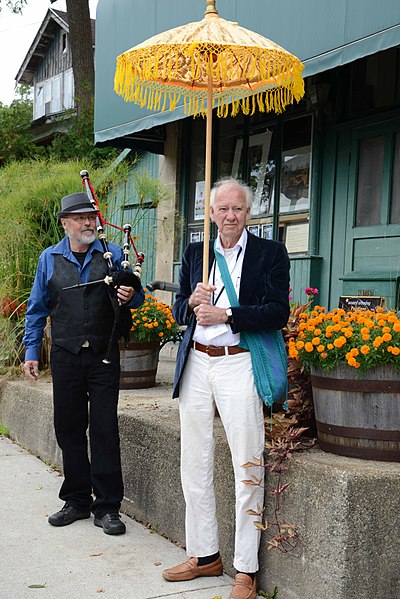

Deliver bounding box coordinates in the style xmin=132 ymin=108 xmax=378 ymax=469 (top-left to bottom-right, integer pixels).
xmin=1 ymin=375 xmax=399 ymax=599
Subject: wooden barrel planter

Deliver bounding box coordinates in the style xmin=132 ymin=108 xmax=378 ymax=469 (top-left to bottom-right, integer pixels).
xmin=119 ymin=340 xmax=160 ymax=389
xmin=311 ymin=365 xmax=400 ymax=462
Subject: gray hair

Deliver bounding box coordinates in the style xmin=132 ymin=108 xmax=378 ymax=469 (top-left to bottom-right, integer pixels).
xmin=210 ymin=177 xmax=253 ymax=209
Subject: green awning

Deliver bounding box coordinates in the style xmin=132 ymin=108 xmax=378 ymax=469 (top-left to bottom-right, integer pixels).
xmin=94 ymin=0 xmax=400 ymax=147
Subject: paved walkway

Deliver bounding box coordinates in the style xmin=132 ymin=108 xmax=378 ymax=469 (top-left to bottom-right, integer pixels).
xmin=0 ymin=435 xmax=235 ymax=599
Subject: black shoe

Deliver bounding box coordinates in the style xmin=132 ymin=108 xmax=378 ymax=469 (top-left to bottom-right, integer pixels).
xmin=94 ymin=512 xmax=126 ymax=535
xmin=48 ymin=505 xmax=91 ymax=527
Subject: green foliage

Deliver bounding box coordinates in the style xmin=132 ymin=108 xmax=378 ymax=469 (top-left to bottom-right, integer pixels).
xmin=258 ymin=588 xmax=279 ymax=599
xmin=1 ymin=0 xmax=27 ymax=13
xmin=49 ymin=105 xmax=119 ymax=166
xmin=0 ymin=158 xmax=110 ymax=307
xmin=0 ymin=157 xmax=133 ymax=369
xmin=0 ymin=422 xmax=10 ymax=436
xmin=0 ymin=93 xmax=43 ymax=165
xmin=130 ymin=293 xmax=182 ymax=346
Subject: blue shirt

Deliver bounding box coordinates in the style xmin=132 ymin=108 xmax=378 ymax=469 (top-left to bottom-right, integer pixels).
xmin=23 ymin=236 xmax=144 ymax=361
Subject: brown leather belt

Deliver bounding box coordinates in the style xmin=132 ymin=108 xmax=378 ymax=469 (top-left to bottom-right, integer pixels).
xmin=192 ymin=341 xmax=249 ymax=357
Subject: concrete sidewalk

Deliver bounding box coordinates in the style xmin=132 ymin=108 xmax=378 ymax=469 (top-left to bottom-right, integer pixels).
xmin=0 ymin=434 xmax=234 ymax=599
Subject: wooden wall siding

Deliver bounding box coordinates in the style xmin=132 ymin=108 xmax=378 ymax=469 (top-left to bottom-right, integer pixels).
xmin=123 ymin=204 xmax=156 ymax=288
xmin=353 ymin=237 xmax=400 ymax=273
xmin=106 ymin=153 xmax=160 ymax=287
xmin=289 ymin=256 xmax=322 ymax=304
xmin=35 ymin=29 xmax=72 ymax=83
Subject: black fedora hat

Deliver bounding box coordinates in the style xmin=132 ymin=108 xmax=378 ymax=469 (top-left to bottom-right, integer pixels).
xmin=56 ymin=192 xmax=100 ymax=219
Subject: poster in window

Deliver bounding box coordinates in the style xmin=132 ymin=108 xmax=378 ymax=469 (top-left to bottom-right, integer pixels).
xmin=284 ymin=222 xmax=309 ymax=254
xmin=261 ymin=223 xmax=273 ymax=240
xmin=280 ymin=146 xmax=311 ymax=213
xmin=190 ymin=231 xmax=202 ymax=243
xmin=232 ymin=131 xmax=273 ymax=217
xmin=194 ymin=181 xmax=205 ymax=221
xmin=248 ymin=224 xmax=260 ymax=237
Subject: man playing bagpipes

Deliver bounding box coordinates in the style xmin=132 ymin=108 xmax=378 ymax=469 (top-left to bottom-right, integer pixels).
xmin=23 ymin=182 xmax=144 ymax=535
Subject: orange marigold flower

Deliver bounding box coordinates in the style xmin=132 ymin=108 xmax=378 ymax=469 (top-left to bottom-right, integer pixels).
xmin=296 ymin=340 xmax=305 ymax=349
xmin=333 ymin=336 xmax=346 ymax=348
xmin=327 ymin=343 xmax=334 ymax=350
xmin=382 ymin=333 xmax=392 ymax=342
xmin=312 ymin=337 xmax=321 ymax=346
xmin=305 ymin=342 xmax=314 ymax=353
xmin=391 ymin=347 xmax=400 ymax=356
xmin=360 ymin=345 xmax=370 ymax=355
xmin=394 ymin=323 xmax=400 ymax=332
xmin=321 ymin=352 xmax=328 ymax=359
xmin=317 ymin=345 xmax=325 ymax=353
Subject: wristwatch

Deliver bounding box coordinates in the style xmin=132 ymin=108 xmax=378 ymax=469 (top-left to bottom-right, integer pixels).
xmin=225 ymin=307 xmax=233 ymax=325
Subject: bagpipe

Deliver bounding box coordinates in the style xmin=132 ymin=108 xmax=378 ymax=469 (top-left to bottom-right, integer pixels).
xmin=63 ymin=170 xmax=144 ymax=364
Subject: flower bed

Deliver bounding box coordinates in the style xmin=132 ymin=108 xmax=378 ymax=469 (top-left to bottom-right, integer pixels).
xmin=288 ymin=306 xmax=400 ymax=372
xmin=130 ymin=292 xmax=182 ymax=346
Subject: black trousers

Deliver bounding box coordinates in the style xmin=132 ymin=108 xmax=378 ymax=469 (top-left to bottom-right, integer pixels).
xmin=50 ymin=344 xmax=123 ymax=517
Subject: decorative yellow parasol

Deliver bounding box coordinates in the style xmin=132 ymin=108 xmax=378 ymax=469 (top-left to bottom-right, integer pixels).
xmin=114 ymin=0 xmax=304 ymax=282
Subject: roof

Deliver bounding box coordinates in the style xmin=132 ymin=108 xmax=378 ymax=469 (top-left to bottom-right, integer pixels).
xmin=16 ymin=8 xmax=96 ymax=86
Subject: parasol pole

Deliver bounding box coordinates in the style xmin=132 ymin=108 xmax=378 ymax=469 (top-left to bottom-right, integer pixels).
xmin=202 ymin=0 xmax=218 ymax=283
xmin=202 ymin=57 xmax=213 ymax=283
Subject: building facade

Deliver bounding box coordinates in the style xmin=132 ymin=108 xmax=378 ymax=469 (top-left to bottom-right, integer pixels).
xmin=16 ymin=9 xmax=95 ymax=145
xmin=94 ymin=0 xmax=400 ymax=310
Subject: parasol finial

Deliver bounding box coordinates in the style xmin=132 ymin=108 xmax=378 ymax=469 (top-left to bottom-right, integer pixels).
xmin=205 ymin=0 xmax=218 ymax=17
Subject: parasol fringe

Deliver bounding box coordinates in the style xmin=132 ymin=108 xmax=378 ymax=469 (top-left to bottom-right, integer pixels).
xmin=114 ymin=43 xmax=305 ymax=117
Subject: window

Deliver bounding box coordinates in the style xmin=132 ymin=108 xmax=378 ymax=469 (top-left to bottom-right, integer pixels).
xmin=356 ymin=136 xmax=384 ymax=227
xmin=61 ymin=32 xmax=67 ymax=54
xmin=347 ymin=48 xmax=400 ymax=117
xmin=63 ymin=69 xmax=74 ymax=109
xmin=34 ymin=85 xmax=44 ymax=119
xmin=353 ymin=128 xmax=400 ymax=228
xmin=391 ymin=133 xmax=400 ymax=224
xmin=185 ymin=113 xmax=312 ymax=254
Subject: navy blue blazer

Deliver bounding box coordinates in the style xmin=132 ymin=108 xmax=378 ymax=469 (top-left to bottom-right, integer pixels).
xmin=172 ymin=232 xmax=290 ymax=398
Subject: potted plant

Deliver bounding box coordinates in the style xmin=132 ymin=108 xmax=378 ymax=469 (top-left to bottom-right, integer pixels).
xmin=288 ymin=306 xmax=400 ymax=461
xmin=119 ymin=292 xmax=182 ymax=389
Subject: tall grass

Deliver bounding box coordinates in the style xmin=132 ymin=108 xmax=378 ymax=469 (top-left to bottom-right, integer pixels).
xmin=0 ymin=156 xmax=170 ymax=370
xmin=0 ymin=158 xmax=107 ymax=368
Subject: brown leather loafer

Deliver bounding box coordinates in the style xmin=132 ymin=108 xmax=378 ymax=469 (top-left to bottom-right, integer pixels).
xmin=229 ymin=573 xmax=257 ymax=599
xmin=162 ymin=556 xmax=223 ymax=581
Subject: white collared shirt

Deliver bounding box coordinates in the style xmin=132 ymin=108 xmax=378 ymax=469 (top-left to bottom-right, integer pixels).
xmin=193 ymin=229 xmax=247 ymax=346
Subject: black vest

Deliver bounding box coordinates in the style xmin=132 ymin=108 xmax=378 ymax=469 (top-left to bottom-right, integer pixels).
xmin=48 ymin=252 xmax=116 ymax=354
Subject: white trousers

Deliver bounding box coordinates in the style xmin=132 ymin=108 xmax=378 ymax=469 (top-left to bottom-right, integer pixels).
xmin=179 ymin=348 xmax=265 ymax=572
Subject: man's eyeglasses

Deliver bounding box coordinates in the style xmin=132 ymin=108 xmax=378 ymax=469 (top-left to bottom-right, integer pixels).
xmin=66 ymin=214 xmax=98 ymax=223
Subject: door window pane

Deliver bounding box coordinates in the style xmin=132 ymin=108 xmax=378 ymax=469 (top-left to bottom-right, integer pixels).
xmin=391 ymin=133 xmax=400 ymax=224
xmin=356 ymin=136 xmax=384 ymax=227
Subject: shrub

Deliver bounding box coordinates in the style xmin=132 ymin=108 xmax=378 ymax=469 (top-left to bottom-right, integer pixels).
xmin=288 ymin=306 xmax=400 ymax=372
xmin=130 ymin=292 xmax=182 ymax=346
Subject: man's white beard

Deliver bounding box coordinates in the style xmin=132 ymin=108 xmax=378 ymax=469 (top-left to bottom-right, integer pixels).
xmin=70 ymin=230 xmax=97 ymax=246
xmin=80 ymin=230 xmax=97 ymax=244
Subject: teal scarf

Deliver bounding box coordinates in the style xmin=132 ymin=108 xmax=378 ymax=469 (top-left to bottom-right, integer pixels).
xmin=214 ymin=241 xmax=288 ymax=408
